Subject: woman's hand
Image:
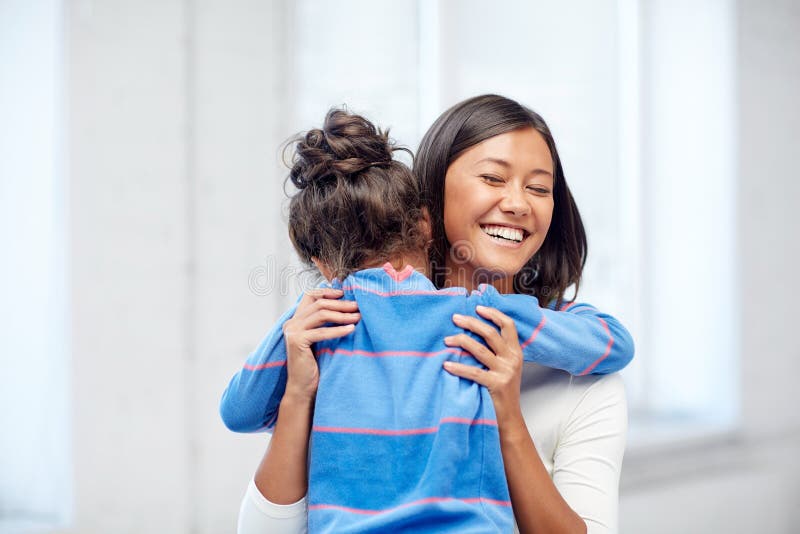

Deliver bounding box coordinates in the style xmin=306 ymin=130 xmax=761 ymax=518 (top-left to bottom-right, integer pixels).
xmin=442 ymin=305 xmax=524 ymax=423
xmin=442 ymin=304 xmax=587 ymax=533
xmin=282 ymin=287 xmax=360 ymax=402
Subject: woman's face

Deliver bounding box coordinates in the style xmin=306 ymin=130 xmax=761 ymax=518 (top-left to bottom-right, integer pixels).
xmin=443 ymin=127 xmax=554 ymax=290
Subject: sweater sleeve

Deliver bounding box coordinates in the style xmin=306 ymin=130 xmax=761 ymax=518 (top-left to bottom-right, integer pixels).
xmin=219 ymin=302 xmax=298 ymax=433
xmin=237 ymin=478 xmax=308 ymax=534
xmin=484 ymin=288 xmax=634 ymax=375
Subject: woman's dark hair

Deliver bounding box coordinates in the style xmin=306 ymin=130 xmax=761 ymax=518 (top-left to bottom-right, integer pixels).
xmin=414 ymin=94 xmax=587 ymax=307
xmin=286 ymin=108 xmax=426 ymax=280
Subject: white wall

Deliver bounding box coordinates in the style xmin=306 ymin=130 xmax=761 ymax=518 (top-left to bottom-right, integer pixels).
xmin=619 ymin=0 xmax=800 ymax=532
xmin=191 ymin=1 xmax=294 ymax=531
xmin=58 ymin=0 xmax=800 ymax=532
xmin=66 ymin=1 xmax=192 ymax=531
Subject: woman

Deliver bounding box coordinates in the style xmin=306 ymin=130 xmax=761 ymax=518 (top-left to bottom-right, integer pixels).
xmin=238 ymin=95 xmax=630 ymax=533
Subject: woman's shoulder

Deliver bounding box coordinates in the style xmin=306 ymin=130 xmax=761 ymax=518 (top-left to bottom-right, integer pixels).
xmin=569 ymin=370 xmax=627 ymax=406
xmin=561 ymin=372 xmax=628 ymax=436
xmin=522 ymin=362 xmax=625 ymax=398
xmin=521 ymin=363 xmax=626 ymax=402
xmin=520 ymin=365 xmax=627 ymax=457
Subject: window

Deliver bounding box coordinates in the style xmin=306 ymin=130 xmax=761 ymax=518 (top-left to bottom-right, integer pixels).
xmin=624 ymin=0 xmax=738 ymax=445
xmin=0 ymin=0 xmax=71 ymax=529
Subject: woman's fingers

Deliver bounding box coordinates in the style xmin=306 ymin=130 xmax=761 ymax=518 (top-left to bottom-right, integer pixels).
xmin=444 ymin=334 xmax=497 ymax=368
xmin=304 ymin=324 xmax=356 ymax=344
xmin=295 ymin=289 xmax=359 ymax=321
xmin=443 ymin=361 xmax=491 ymax=387
xmin=476 ymin=305 xmax=519 ymax=346
xmin=451 ymin=313 xmax=506 ymax=356
xmin=307 ymin=296 xmax=359 ymax=313
xmin=300 ymin=309 xmax=361 ymax=330
xmin=444 ymin=306 xmax=524 ymax=410
xmin=304 ymin=287 xmax=345 ymax=299
xmin=295 ymin=287 xmax=341 ymax=312
xmin=292 ymin=290 xmax=360 ymax=331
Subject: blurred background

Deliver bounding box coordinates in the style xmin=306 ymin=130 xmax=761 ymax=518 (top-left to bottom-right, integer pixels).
xmin=1 ymin=0 xmax=798 ymax=532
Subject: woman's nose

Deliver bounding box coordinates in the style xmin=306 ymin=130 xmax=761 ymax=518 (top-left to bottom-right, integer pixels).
xmin=498 ymin=186 xmax=530 ymax=216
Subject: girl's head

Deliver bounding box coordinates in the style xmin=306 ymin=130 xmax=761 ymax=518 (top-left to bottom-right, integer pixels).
xmin=287 ymin=108 xmax=427 ymax=280
xmin=414 ymin=94 xmax=587 ymax=306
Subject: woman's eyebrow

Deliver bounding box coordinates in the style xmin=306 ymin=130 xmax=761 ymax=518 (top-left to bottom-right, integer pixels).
xmin=475 ymin=157 xmax=553 ymax=177
xmin=475 ymin=157 xmax=511 ymax=168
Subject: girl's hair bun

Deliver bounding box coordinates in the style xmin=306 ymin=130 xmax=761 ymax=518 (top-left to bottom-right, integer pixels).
xmin=289 ymin=108 xmax=396 ymax=189
xmin=285 ymin=108 xmax=426 ymax=280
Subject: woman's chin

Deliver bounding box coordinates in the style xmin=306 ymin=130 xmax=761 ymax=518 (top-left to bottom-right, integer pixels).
xmin=472 ymin=242 xmax=537 ymax=276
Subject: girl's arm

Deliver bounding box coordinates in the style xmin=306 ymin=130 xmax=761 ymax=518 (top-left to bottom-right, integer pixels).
xmin=444 ymin=306 xmax=589 ymax=533
xmin=220 ymin=288 xmax=359 ymax=433
xmin=485 ymin=289 xmax=634 ymax=375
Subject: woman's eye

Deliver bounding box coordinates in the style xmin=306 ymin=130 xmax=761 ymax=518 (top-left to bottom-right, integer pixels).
xmin=527 ymin=186 xmax=551 ymax=195
xmin=481 ymin=175 xmax=504 ymax=184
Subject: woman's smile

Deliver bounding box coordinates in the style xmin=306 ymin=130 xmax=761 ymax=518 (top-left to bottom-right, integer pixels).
xmin=479 ymin=223 xmax=529 ymax=244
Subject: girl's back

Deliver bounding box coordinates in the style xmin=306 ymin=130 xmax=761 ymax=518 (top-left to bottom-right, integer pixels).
xmin=309 ymin=263 xmax=512 ymax=532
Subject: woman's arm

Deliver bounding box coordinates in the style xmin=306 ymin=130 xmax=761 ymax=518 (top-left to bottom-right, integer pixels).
xmin=237 ymin=393 xmax=314 ymax=534
xmin=444 ymin=306 xmax=588 ymax=534
xmin=255 ymin=393 xmax=315 ymax=504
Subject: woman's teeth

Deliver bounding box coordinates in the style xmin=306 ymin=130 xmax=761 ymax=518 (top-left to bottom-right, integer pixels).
xmin=481 ymin=224 xmax=524 ymax=243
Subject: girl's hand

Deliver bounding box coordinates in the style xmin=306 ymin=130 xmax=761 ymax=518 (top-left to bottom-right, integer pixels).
xmin=442 ymin=305 xmax=524 ymax=422
xmin=282 ymin=287 xmax=360 ymax=402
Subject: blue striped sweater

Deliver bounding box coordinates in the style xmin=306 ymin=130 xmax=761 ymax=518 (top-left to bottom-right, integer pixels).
xmin=221 ymin=264 xmax=633 ymax=533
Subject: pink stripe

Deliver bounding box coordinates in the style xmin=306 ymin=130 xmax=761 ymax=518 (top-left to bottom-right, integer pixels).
xmin=313 ymin=425 xmax=439 ymax=436
xmin=471 ymin=283 xmax=489 ymax=296
xmin=309 ymin=496 xmax=512 ymax=515
xmin=562 ymin=302 xmax=595 ymax=314
xmin=313 ymin=416 xmax=497 ymax=435
xmin=340 ymin=283 xmax=466 ymax=298
xmin=382 ymin=262 xmax=416 ymax=282
xmin=520 ymin=315 xmax=547 ymax=349
xmin=560 ymin=301 xmax=577 ymax=312
xmin=244 ymin=360 xmax=286 ymax=371
xmin=316 ymin=347 xmax=462 ymax=359
xmin=579 ymin=317 xmax=614 ymax=375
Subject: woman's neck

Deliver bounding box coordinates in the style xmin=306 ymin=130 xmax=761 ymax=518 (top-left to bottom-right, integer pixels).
xmin=444 ymin=256 xmax=515 ymax=294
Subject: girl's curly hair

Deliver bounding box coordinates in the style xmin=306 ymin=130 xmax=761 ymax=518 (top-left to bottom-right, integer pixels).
xmin=286 ymin=108 xmax=427 ymax=280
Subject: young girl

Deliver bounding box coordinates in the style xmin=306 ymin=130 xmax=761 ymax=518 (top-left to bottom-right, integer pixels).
xmin=222 ymin=107 xmax=633 ymax=532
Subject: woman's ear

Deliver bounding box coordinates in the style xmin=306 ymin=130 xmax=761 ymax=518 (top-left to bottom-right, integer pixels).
xmin=311 ymin=257 xmax=334 ymax=282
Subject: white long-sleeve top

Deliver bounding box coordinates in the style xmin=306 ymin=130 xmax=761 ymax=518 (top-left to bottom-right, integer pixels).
xmin=237 ymin=364 xmax=628 ymax=534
